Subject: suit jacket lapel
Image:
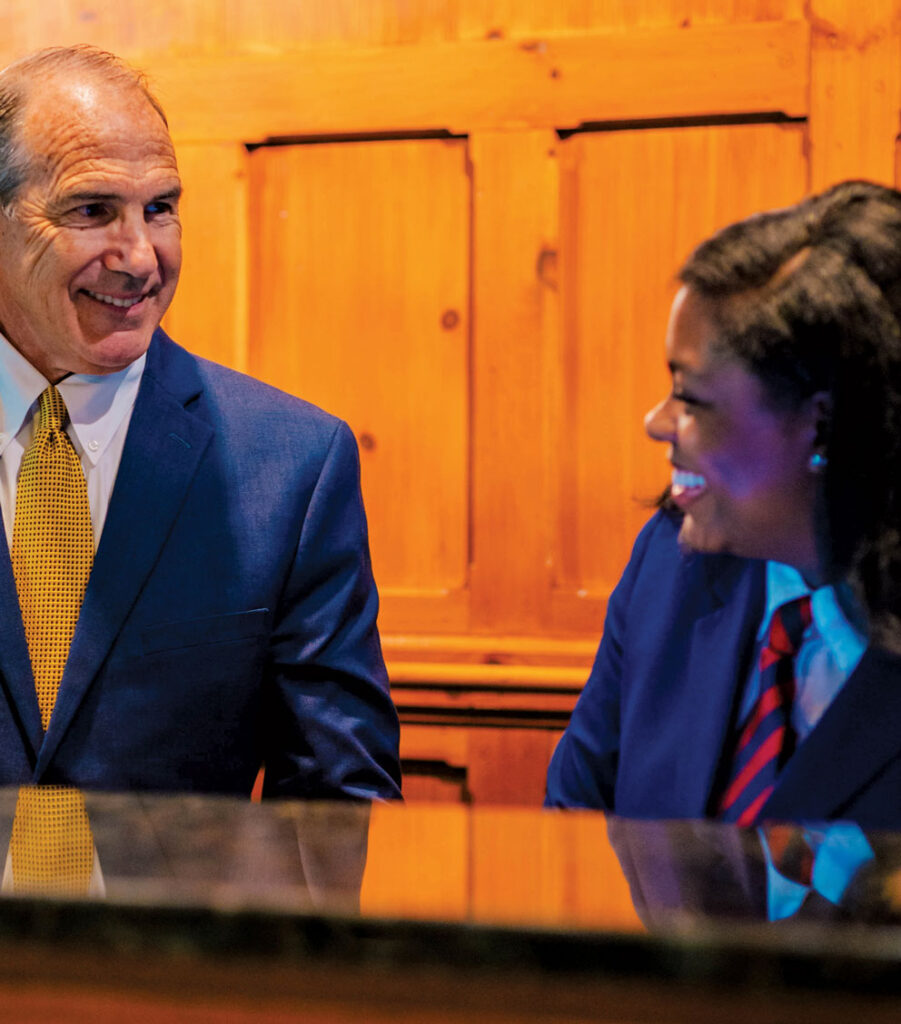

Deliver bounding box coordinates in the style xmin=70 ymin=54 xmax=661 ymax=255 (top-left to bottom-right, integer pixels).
xmin=36 ymin=333 xmax=214 ymax=777
xmin=763 ymin=646 xmax=901 ymax=821
xmin=0 ymin=526 xmax=44 ymax=767
xmin=676 ymin=554 xmax=765 ymax=816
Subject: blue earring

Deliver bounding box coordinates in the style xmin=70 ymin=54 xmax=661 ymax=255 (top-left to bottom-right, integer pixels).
xmin=809 ymin=451 xmax=828 ymax=471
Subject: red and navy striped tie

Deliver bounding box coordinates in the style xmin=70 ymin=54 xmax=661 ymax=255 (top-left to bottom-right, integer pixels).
xmin=718 ymin=596 xmax=812 ymax=826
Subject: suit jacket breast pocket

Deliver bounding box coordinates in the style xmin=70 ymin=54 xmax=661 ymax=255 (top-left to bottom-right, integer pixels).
xmin=140 ymin=609 xmax=269 ymax=655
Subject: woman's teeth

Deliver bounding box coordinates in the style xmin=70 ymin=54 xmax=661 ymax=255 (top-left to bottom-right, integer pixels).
xmin=672 ymin=469 xmax=707 ymax=491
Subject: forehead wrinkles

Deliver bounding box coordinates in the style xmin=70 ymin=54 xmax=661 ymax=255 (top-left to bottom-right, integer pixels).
xmin=30 ymin=128 xmax=177 ymax=197
xmin=17 ymin=83 xmax=177 ymax=195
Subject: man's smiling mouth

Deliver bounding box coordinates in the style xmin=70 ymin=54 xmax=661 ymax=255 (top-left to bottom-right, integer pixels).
xmin=82 ymin=288 xmax=148 ymax=309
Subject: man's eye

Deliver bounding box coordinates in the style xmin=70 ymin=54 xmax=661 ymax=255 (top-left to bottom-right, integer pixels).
xmin=146 ymin=200 xmax=174 ymax=216
xmin=73 ymin=203 xmax=107 ymax=218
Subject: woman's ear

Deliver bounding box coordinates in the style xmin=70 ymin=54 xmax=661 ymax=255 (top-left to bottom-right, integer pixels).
xmin=804 ymin=390 xmax=833 ymax=470
xmin=810 ymin=390 xmax=833 ymax=444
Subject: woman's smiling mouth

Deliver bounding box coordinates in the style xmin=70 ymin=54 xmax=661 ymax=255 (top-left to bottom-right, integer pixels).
xmin=671 ymin=467 xmax=708 ymax=506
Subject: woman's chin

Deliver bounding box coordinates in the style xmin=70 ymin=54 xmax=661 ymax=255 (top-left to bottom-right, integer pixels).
xmin=676 ymin=515 xmax=729 ymax=557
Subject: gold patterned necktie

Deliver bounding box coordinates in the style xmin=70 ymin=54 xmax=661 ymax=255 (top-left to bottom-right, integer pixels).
xmin=9 ymin=385 xmax=94 ymax=894
xmin=12 ymin=384 xmax=94 ymax=722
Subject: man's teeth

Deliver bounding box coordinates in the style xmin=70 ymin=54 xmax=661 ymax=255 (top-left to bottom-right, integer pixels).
xmin=85 ymin=290 xmax=143 ymax=308
xmin=672 ymin=469 xmax=707 ymax=490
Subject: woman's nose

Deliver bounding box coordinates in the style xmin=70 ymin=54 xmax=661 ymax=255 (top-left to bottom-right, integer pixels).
xmin=644 ymin=397 xmax=676 ymax=442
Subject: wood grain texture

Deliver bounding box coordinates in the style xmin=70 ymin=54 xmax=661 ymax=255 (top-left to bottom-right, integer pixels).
xmin=361 ymin=801 xmax=470 ymax=917
xmin=382 ymin=632 xmax=597 ymax=665
xmin=247 ymin=138 xmax=470 ymax=610
xmin=360 ymin=800 xmax=643 ymax=929
xmin=808 ymin=0 xmax=901 ymax=189
xmin=548 ymin=122 xmax=808 ymax=632
xmin=4 ymin=0 xmax=899 ymax=808
xmin=0 ymin=0 xmax=804 ymax=60
xmin=162 ymin=142 xmax=250 ymax=370
xmin=469 ymin=130 xmax=559 ymax=633
xmin=470 ymin=807 xmax=642 ymax=929
xmin=400 ymin=724 xmax=566 ymax=805
xmin=140 ymin=23 xmax=808 ymax=143
xmin=390 ymin=662 xmax=587 ymax=687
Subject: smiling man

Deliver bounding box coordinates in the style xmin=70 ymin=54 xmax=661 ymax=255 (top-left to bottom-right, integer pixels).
xmin=0 ymin=69 xmax=181 ymax=380
xmin=0 ymin=46 xmax=401 ymax=802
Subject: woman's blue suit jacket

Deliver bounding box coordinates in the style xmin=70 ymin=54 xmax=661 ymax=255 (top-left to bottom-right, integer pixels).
xmin=546 ymin=510 xmax=901 ymax=829
xmin=0 ymin=330 xmax=401 ymax=801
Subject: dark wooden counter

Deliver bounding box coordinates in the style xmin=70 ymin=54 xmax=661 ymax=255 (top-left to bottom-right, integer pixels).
xmin=0 ymin=792 xmax=900 ymax=1022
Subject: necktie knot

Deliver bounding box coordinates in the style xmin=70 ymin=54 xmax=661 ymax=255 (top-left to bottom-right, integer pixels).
xmin=36 ymin=384 xmax=67 ymax=434
xmin=764 ymin=595 xmax=812 ymax=662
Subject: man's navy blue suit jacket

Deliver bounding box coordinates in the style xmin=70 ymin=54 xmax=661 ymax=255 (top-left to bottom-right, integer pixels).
xmin=546 ymin=510 xmax=901 ymax=829
xmin=0 ymin=330 xmax=401 ymax=800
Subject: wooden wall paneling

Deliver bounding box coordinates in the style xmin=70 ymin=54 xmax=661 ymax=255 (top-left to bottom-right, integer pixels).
xmin=247 ymin=138 xmax=470 ymax=633
xmin=147 ymin=21 xmax=807 ymax=144
xmin=0 ymin=0 xmax=229 ymax=66
xmin=222 ymin=0 xmax=462 ymax=48
xmin=0 ymin=0 xmax=807 ymax=66
xmin=162 ymin=142 xmax=249 ymax=370
xmin=456 ymin=0 xmax=805 ymax=38
xmin=470 ymin=808 xmax=643 ymax=930
xmin=465 ymin=727 xmax=564 ymax=804
xmin=549 ymin=123 xmax=809 ymax=632
xmin=383 ymin=632 xmax=597 ymax=668
xmin=808 ymin=0 xmax=901 ymax=191
xmin=400 ymin=724 xmax=473 ymax=803
xmin=360 ymin=802 xmax=470 ymax=919
xmin=392 ymin=665 xmax=586 ymax=690
xmin=400 ymin=724 xmax=564 ymax=806
xmin=468 ymin=130 xmax=559 ymax=634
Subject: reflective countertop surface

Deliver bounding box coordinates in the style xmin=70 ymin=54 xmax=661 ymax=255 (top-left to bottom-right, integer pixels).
xmin=2 ymin=788 xmax=901 ymax=1012
xmin=3 ymin=787 xmax=901 ymax=928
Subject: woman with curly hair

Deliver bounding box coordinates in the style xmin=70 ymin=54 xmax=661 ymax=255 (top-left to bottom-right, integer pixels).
xmin=547 ymin=181 xmax=901 ymax=829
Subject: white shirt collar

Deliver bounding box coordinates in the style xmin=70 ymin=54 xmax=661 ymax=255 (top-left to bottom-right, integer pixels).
xmin=0 ymin=332 xmax=145 ymax=466
xmin=0 ymin=332 xmax=48 ymax=452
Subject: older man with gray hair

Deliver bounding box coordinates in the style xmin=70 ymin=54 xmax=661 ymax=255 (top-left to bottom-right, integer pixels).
xmin=0 ymin=45 xmax=401 ymax=809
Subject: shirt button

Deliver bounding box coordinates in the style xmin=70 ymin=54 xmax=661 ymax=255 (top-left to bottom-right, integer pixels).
xmin=88 ymin=440 xmax=99 ymax=452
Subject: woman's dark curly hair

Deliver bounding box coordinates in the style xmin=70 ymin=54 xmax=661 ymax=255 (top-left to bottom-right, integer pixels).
xmin=678 ymin=180 xmax=901 ymax=646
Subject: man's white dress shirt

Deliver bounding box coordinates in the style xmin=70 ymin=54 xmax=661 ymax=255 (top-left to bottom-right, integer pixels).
xmin=0 ymin=332 xmax=145 ymax=895
xmin=0 ymin=332 xmax=144 ymax=548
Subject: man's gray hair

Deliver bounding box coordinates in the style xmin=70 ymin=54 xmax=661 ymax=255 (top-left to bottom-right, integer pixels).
xmin=0 ymin=45 xmax=168 ymax=210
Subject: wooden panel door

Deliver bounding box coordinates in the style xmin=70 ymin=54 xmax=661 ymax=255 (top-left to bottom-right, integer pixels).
xmin=548 ymin=122 xmax=809 ymax=633
xmin=248 ymin=138 xmax=471 ymax=632
xmin=163 ymin=142 xmax=249 ymax=371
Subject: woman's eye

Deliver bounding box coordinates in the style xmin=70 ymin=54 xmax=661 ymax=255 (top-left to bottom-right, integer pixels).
xmin=672 ymin=391 xmax=700 ymax=406
xmin=673 ymin=391 xmax=712 ymax=412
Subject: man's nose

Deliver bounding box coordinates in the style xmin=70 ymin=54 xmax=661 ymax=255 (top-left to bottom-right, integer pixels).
xmin=644 ymin=396 xmax=676 ymax=442
xmin=102 ymin=215 xmax=157 ymax=278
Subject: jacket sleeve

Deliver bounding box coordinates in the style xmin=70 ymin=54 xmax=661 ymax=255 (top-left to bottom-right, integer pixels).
xmin=261 ymin=419 xmax=402 ymax=801
xmin=545 ymin=512 xmax=668 ymax=810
